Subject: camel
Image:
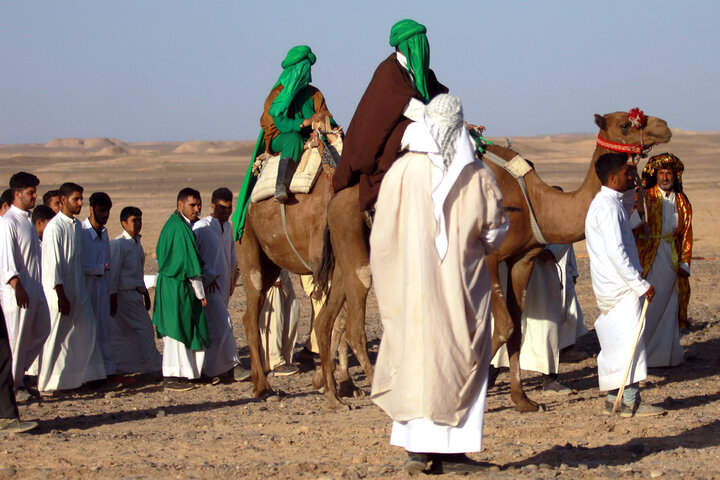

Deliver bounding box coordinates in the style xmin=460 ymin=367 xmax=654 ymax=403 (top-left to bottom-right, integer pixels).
xmin=235 ymin=129 xmax=364 ymax=399
xmin=310 ymin=110 xmax=672 ymax=410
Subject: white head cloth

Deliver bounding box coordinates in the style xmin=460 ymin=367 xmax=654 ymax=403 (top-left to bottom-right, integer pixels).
xmin=400 ymin=94 xmax=481 ymax=260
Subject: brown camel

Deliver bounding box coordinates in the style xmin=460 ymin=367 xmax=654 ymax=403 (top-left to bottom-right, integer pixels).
xmin=235 ymin=130 xmax=363 ymax=399
xmin=310 ymin=110 xmax=672 ymax=410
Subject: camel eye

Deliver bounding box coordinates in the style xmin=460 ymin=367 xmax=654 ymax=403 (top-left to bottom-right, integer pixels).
xmin=620 ymin=123 xmax=631 ymax=133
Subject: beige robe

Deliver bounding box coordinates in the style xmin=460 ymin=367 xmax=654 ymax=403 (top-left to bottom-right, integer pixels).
xmin=370 ymin=152 xmax=507 ymax=426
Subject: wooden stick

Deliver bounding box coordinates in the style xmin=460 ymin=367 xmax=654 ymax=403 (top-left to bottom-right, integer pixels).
xmin=611 ymin=298 xmax=650 ymax=416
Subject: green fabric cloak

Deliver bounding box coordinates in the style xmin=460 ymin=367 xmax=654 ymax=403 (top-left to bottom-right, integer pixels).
xmin=389 ymin=19 xmax=431 ymax=102
xmin=152 ymin=211 xmax=209 ymax=350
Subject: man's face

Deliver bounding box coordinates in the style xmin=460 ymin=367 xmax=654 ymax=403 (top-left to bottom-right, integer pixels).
xmin=90 ymin=205 xmax=111 ymax=227
xmin=35 ymin=219 xmax=50 ymax=240
xmin=656 ymin=168 xmax=675 ymax=192
xmin=608 ymin=163 xmax=636 ymax=192
xmin=211 ymin=200 xmax=233 ymax=224
xmin=121 ymin=215 xmax=143 ymax=237
xmin=46 ymin=195 xmax=61 ymax=213
xmin=178 ymin=196 xmax=201 ymax=222
xmin=15 ymin=186 xmax=37 ymax=211
xmin=61 ymin=191 xmax=83 ymax=216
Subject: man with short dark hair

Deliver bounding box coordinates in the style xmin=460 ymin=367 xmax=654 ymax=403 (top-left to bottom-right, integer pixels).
xmin=109 ymin=206 xmax=161 ymax=374
xmin=39 ymin=182 xmax=105 ymax=392
xmin=0 ymin=172 xmax=51 ymax=399
xmin=31 ymin=205 xmax=55 ymax=242
xmin=636 ymin=153 xmax=691 ymax=365
xmin=43 ymin=190 xmax=60 ymax=214
xmin=0 ymin=189 xmax=12 ymax=217
xmin=193 ymin=187 xmax=248 ymax=382
xmin=81 ymin=192 xmax=125 ymax=384
xmin=585 ymin=153 xmax=664 ymax=417
xmin=153 ymin=188 xmax=209 ymax=391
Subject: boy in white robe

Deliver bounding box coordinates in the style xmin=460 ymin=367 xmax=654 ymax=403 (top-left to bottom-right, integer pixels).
xmin=109 ymin=207 xmax=161 ymax=374
xmin=585 ymin=153 xmax=664 ymax=417
xmin=192 ymin=188 xmax=248 ymax=382
xmin=39 ymin=182 xmax=106 ymax=392
xmin=0 ymin=172 xmax=51 ymax=397
xmin=370 ymin=95 xmax=508 ymax=474
xmin=82 ymin=192 xmax=124 ymax=383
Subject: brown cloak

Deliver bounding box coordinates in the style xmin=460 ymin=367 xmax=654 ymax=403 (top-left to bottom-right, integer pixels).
xmin=332 ymin=53 xmax=448 ymax=210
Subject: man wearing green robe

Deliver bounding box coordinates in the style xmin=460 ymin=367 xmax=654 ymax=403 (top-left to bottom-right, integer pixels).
xmin=153 ymin=188 xmax=209 ymax=391
xmin=232 ymin=45 xmax=335 ymax=240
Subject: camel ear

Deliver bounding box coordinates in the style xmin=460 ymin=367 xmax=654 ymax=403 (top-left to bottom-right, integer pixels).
xmin=594 ymin=114 xmax=606 ymax=130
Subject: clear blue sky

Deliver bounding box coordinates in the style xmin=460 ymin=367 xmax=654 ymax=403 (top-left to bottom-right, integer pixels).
xmin=1 ymin=1 xmax=718 ymax=143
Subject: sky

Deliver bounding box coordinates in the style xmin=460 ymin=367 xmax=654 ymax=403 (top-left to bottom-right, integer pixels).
xmin=1 ymin=0 xmax=719 ymax=143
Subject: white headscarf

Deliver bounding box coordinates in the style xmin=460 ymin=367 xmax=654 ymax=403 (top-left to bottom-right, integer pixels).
xmin=400 ymin=94 xmax=482 ymax=260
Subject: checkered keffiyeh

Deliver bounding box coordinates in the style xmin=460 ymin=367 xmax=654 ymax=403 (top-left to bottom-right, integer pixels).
xmin=424 ymin=94 xmax=465 ymax=170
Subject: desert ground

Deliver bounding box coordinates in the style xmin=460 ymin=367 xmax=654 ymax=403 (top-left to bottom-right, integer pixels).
xmin=0 ymin=130 xmax=718 ymax=479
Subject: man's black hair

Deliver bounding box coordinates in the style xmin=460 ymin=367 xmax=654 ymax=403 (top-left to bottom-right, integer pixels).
xmin=43 ymin=190 xmax=59 ymax=205
xmin=31 ymin=205 xmax=56 ymax=223
xmin=58 ymin=182 xmax=83 ymax=199
xmin=9 ymin=172 xmax=40 ymax=192
xmin=211 ymin=187 xmax=233 ymax=204
xmin=595 ymin=153 xmax=629 ymax=185
xmin=0 ymin=189 xmax=12 ymax=208
xmin=177 ymin=187 xmax=201 ymax=203
xmin=89 ymin=192 xmax=112 ymax=209
xmin=120 ymin=206 xmax=142 ymax=223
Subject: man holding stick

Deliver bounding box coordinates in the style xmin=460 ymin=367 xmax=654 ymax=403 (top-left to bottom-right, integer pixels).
xmin=585 ymin=153 xmax=665 ymax=417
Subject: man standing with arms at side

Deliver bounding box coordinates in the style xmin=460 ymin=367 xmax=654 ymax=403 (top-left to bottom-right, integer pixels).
xmin=585 ymin=153 xmax=664 ymax=417
xmin=0 ymin=172 xmax=51 ymax=400
xmin=193 ymin=188 xmax=248 ymax=383
xmin=153 ymin=188 xmax=209 ymax=391
xmin=636 ymin=153 xmax=691 ymax=366
xmin=39 ymin=182 xmax=105 ymax=392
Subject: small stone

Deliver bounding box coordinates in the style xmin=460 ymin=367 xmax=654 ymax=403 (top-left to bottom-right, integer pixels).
xmin=578 ymin=463 xmax=589 ymax=471
xmin=0 ymin=466 xmax=16 ymax=476
xmin=163 ymin=395 xmax=173 ymax=403
xmin=352 ymin=454 xmax=366 ymax=464
xmin=538 ymin=464 xmax=552 ymax=470
xmin=650 ymin=472 xmax=663 ymax=478
xmin=156 ymin=409 xmax=166 ymax=418
xmin=265 ymin=395 xmax=281 ymax=403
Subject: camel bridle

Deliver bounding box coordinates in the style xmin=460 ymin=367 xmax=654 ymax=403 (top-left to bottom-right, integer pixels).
xmin=596 ymin=108 xmax=648 ymax=165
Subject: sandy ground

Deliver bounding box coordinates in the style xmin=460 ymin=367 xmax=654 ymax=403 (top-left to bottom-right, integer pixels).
xmin=0 ymin=131 xmax=718 ymax=479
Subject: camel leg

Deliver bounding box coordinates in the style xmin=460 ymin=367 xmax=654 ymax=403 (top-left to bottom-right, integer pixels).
xmin=489 ymin=257 xmax=514 ymax=357
xmin=312 ymin=308 xmax=346 ymax=391
xmin=506 ymin=253 xmax=544 ymax=412
xmin=235 ymin=233 xmax=279 ymax=398
xmin=313 ymin=266 xmax=348 ymax=408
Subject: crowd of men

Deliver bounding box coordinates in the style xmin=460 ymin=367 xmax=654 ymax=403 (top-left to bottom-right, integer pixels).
xmin=0 ymin=16 xmax=694 ymax=477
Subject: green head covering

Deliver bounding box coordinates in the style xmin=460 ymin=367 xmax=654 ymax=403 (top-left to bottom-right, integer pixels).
xmin=389 ymin=19 xmax=430 ymax=102
xmin=269 ymin=45 xmax=317 ymax=117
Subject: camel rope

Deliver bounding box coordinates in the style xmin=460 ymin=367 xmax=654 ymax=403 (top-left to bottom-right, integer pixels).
xmin=482 ymin=150 xmax=548 ymax=245
xmin=280 ymin=203 xmax=313 ymax=272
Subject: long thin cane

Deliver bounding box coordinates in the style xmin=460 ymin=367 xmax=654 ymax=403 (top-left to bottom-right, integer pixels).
xmin=611 ymin=298 xmax=650 ymax=416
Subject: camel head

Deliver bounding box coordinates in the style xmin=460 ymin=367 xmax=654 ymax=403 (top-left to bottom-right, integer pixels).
xmin=594 ymin=110 xmax=672 ymax=164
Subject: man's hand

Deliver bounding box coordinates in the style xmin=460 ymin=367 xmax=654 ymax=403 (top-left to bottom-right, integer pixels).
xmin=9 ymin=277 xmax=30 ymax=309
xmin=200 ymin=297 xmax=207 ymax=307
xmin=678 ymin=268 xmax=690 ymax=279
xmin=643 ymin=285 xmax=656 ymax=302
xmin=55 ymin=286 xmax=71 ymax=316
xmin=110 ymin=293 xmax=118 ymax=317
xmin=207 ymin=278 xmax=220 ymax=295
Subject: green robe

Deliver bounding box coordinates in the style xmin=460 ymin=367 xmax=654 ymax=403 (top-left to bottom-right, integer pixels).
xmin=152 ymin=211 xmax=209 ymax=350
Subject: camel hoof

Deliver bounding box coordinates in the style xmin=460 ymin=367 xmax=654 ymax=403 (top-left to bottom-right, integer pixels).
xmin=514 ymin=397 xmax=543 ymax=413
xmin=324 ymin=393 xmax=348 ymax=410
xmin=253 ymin=387 xmax=275 ymax=400
xmin=338 ymin=379 xmax=364 ymax=398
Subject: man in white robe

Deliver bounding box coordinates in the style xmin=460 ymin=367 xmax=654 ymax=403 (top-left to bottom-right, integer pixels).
xmin=585 ymin=153 xmax=664 ymax=417
xmin=637 ymin=153 xmax=690 ymax=367
xmin=370 ymin=95 xmax=508 ymax=474
xmin=81 ymin=192 xmax=120 ymax=382
xmin=39 ymin=182 xmax=105 ymax=392
xmin=257 ymin=270 xmax=300 ymax=375
xmin=0 ymin=172 xmax=51 ymax=397
xmin=192 ymin=188 xmax=248 ymax=382
xmin=109 ymin=206 xmax=161 ymax=374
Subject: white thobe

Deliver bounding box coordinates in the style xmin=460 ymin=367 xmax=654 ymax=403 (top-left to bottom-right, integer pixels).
xmin=108 ymin=231 xmax=161 ymax=374
xmin=554 ymin=244 xmax=588 ymax=350
xmin=39 ymin=212 xmax=105 ymax=391
xmin=258 ymin=271 xmax=299 ymax=371
xmin=193 ymin=216 xmax=239 ymax=377
xmin=81 ymin=219 xmax=115 ymax=375
xmin=0 ymin=205 xmax=51 ymax=389
xmin=644 ymin=191 xmax=685 ymax=367
xmin=585 ymin=187 xmax=650 ymax=391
